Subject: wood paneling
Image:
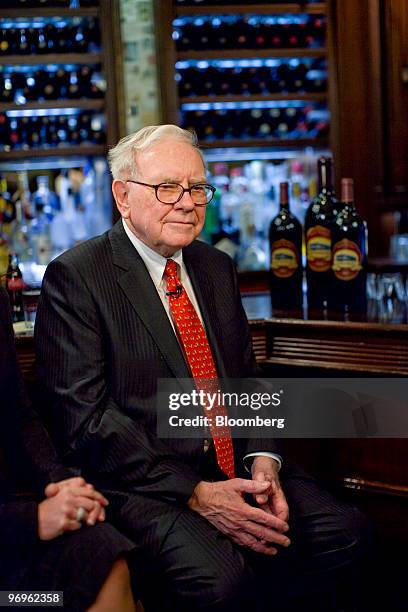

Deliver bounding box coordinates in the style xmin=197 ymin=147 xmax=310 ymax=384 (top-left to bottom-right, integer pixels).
xmin=330 ymin=0 xmax=383 ymax=251
xmin=154 ymin=0 xmax=179 ymax=124
xmin=382 ymin=0 xmax=408 ymax=195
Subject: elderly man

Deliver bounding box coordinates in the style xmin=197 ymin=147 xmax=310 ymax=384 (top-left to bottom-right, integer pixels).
xmin=36 ymin=125 xmax=369 ymax=611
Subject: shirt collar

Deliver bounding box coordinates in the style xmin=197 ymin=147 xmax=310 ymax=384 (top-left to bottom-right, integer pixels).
xmin=121 ymin=218 xmax=184 ymax=288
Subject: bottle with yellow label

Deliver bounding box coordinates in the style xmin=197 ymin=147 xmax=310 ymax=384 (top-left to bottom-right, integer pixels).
xmin=331 ymin=178 xmax=367 ymax=315
xmin=305 ymin=157 xmax=338 ymax=311
xmin=269 ymin=181 xmax=303 ymax=312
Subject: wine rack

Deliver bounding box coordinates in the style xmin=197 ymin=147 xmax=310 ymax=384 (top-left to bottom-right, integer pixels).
xmin=0 ymin=0 xmax=122 ymax=283
xmin=0 ymin=1 xmax=121 ymax=158
xmin=155 ymin=1 xmax=334 ymax=272
xmin=157 ymin=2 xmax=331 ymax=149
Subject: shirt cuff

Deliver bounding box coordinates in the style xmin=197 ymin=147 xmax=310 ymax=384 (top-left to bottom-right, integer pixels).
xmin=243 ymin=452 xmax=283 ymax=473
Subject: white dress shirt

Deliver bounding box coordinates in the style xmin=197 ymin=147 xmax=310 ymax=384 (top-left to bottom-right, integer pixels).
xmin=122 ymin=219 xmax=282 ymax=472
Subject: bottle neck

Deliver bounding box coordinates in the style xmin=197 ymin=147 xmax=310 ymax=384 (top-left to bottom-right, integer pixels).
xmin=318 ymin=159 xmax=333 ymax=193
xmin=279 ymin=182 xmax=290 ymax=211
xmin=340 ymin=178 xmax=355 ymax=208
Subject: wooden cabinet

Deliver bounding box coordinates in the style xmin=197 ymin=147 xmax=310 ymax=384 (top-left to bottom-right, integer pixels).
xmin=0 ymin=0 xmax=123 ymax=159
xmin=381 ymin=0 xmax=408 ymax=199
xmin=331 ymin=0 xmax=408 ymax=253
xmin=155 ymin=1 xmax=331 ymax=150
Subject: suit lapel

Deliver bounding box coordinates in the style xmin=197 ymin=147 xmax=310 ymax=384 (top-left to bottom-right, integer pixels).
xmin=109 ymin=222 xmax=190 ymax=380
xmin=183 ymin=244 xmax=228 ymax=378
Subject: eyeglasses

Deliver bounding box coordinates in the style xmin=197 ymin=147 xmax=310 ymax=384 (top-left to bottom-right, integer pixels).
xmin=126 ymin=180 xmax=216 ymax=206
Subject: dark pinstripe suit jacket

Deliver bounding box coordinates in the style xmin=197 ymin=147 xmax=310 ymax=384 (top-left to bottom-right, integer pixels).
xmin=35 ymin=220 xmax=279 ymax=520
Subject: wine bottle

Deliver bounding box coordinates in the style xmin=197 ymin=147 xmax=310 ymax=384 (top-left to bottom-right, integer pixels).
xmin=305 ymin=157 xmax=337 ymax=311
xmin=269 ymin=181 xmax=303 ymax=312
xmin=331 ymin=178 xmax=367 ymax=315
xmin=0 ymin=29 xmax=10 ymax=55
xmin=18 ymin=29 xmax=30 ymax=54
xmin=36 ymin=27 xmax=48 ymax=54
xmin=6 ymin=253 xmax=24 ymax=322
xmin=54 ymin=68 xmax=66 ymax=96
xmin=7 ymin=29 xmax=19 ymax=55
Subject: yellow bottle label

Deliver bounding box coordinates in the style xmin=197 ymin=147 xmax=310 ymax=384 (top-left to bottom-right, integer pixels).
xmin=332 ymin=239 xmax=362 ymax=281
xmin=306 ymin=225 xmax=331 ymax=272
xmin=271 ymin=238 xmax=299 ymax=278
xmin=0 ymin=41 xmax=9 ymax=52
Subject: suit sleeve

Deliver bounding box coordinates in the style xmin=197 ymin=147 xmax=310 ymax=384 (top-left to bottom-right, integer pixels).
xmin=35 ymin=259 xmax=202 ymax=503
xmin=0 ymin=287 xmax=76 ymax=493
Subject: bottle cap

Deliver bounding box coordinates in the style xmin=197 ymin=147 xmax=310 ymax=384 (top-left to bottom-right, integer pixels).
xmin=341 ymin=177 xmax=354 ymax=203
xmin=280 ymin=181 xmax=289 ymax=205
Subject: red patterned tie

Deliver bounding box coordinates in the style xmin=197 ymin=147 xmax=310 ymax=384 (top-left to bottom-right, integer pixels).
xmin=164 ymin=258 xmax=235 ymax=479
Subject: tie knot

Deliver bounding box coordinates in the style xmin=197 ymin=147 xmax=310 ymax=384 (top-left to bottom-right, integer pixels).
xmin=164 ymin=259 xmax=180 ymax=294
xmin=164 ymin=258 xmax=178 ymax=279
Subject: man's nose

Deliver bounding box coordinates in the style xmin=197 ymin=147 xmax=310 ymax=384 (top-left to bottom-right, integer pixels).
xmin=174 ymin=188 xmax=195 ymax=211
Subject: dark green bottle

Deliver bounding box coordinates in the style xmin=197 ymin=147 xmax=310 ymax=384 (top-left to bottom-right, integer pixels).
xmin=331 ymin=178 xmax=367 ymax=315
xmin=305 ymin=157 xmax=338 ymax=311
xmin=269 ymin=181 xmax=303 ymax=312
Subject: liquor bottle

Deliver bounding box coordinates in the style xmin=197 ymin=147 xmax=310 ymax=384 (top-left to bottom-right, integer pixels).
xmin=10 ymin=199 xmax=33 ymax=263
xmin=6 ymin=253 xmax=24 ymax=322
xmin=304 ymin=157 xmax=337 ymax=311
xmin=30 ymin=206 xmax=52 ymax=265
xmin=269 ymin=181 xmax=303 ymax=311
xmin=331 ymin=178 xmax=367 ymax=315
xmin=238 ymin=225 xmax=268 ymax=271
xmin=30 ymin=176 xmax=56 ymax=264
xmin=211 ymin=216 xmax=240 ymax=262
xmin=201 ymin=183 xmax=221 ymax=244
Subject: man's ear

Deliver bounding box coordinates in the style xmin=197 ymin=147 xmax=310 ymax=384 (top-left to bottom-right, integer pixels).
xmin=112 ymin=179 xmax=130 ymax=218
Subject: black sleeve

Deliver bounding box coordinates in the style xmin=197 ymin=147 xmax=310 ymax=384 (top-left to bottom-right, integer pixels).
xmin=35 ymin=259 xmax=202 ymax=503
xmin=0 ymin=500 xmax=38 ymax=552
xmin=0 ymin=287 xmax=77 ymax=494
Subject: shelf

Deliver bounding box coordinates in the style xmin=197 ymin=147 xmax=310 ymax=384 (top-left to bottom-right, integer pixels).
xmin=0 ymin=145 xmax=106 ymax=160
xmin=0 ymin=8 xmax=99 ymax=18
xmin=180 ymin=93 xmax=327 ymax=104
xmin=177 ymin=48 xmax=327 ymax=60
xmin=0 ymin=99 xmax=105 ymax=112
xmin=0 ymin=53 xmax=102 ymax=66
xmin=175 ymin=3 xmax=326 ymax=16
xmin=200 ymin=137 xmax=329 ymax=149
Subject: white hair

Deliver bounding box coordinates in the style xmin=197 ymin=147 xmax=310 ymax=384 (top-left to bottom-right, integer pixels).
xmin=108 ymin=124 xmax=205 ymax=180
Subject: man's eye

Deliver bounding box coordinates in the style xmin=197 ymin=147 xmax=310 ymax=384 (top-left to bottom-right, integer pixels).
xmin=191 ymin=185 xmax=206 ymax=193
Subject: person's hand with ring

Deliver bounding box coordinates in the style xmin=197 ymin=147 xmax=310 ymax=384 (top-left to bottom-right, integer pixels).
xmin=43 ymin=476 xmax=109 ymax=527
xmin=38 ymin=478 xmax=109 ymax=540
